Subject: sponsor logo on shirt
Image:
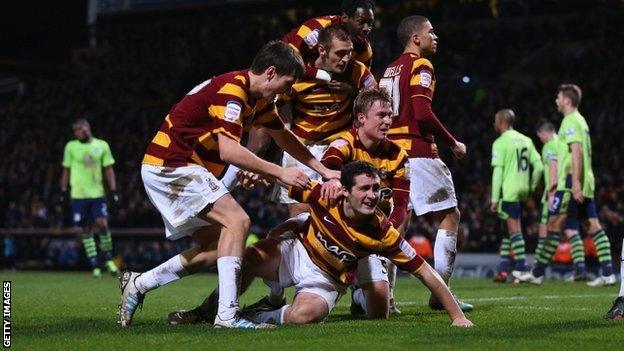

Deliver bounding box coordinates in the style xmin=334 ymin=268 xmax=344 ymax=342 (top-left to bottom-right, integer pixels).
xmin=224 ymin=101 xmax=242 ymax=122
xmin=419 ymin=70 xmax=432 ymax=88
xmin=565 ymin=127 xmax=575 ymax=137
xmin=399 ymin=240 xmax=417 ymax=259
xmin=303 ymin=29 xmax=320 ymax=47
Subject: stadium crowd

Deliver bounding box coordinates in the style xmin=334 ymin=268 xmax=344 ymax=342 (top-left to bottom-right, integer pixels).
xmin=1 ymin=1 xmax=623 ymax=269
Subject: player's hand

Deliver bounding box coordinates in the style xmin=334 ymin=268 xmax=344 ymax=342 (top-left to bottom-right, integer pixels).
xmin=237 ymin=170 xmax=271 ymax=190
xmin=320 ymin=178 xmax=343 ymax=205
xmin=321 ymin=168 xmax=341 ymax=182
xmin=278 ymin=167 xmax=311 ymax=189
xmin=59 ymin=190 xmax=70 ymax=206
xmin=572 ymin=182 xmax=584 ymax=203
xmin=327 ymin=80 xmax=357 ymax=96
xmin=451 ymin=141 xmax=467 ymax=159
xmin=489 ymin=202 xmax=498 ymax=213
xmin=452 ymin=317 xmax=475 ymax=328
xmin=110 ymin=191 xmax=120 ymax=205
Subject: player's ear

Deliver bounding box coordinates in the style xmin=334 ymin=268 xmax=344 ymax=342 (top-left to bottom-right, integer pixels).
xmin=266 ymin=66 xmax=276 ymax=81
xmin=318 ymin=43 xmax=330 ymax=58
xmin=357 ymin=112 xmax=366 ymax=125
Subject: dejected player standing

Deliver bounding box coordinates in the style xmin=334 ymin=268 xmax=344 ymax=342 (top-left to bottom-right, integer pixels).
xmin=61 ymin=119 xmax=120 ymax=278
xmin=489 ymin=109 xmax=543 ymax=280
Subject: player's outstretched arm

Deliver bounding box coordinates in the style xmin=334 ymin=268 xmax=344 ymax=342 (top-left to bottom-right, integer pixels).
xmin=217 ymin=133 xmax=310 ymax=189
xmin=266 ymin=127 xmax=340 ymax=181
xmin=414 ymin=262 xmax=474 ymax=327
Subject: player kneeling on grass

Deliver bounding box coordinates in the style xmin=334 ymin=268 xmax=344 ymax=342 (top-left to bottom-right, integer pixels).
xmin=168 ymin=161 xmax=474 ymax=327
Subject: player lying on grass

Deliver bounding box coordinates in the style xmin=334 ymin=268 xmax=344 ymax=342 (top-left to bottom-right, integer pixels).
xmin=167 ymin=161 xmax=474 ymax=327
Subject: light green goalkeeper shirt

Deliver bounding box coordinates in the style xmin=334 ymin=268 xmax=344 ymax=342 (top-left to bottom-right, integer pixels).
xmin=556 ymin=110 xmax=595 ymax=198
xmin=491 ymin=129 xmax=543 ymax=202
xmin=62 ymin=137 xmax=115 ymax=199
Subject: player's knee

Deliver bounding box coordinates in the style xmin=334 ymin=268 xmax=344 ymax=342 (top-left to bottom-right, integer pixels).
xmin=288 ymin=306 xmax=326 ymax=324
xmin=224 ymin=210 xmax=251 ymax=236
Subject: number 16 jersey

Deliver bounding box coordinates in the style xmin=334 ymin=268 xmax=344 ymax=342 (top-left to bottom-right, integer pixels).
xmin=491 ymin=129 xmax=541 ymax=201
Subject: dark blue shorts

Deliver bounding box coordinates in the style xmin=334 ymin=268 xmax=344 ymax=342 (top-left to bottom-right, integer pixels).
xmin=497 ymin=201 xmax=522 ymax=220
xmin=72 ymin=198 xmax=108 ymax=227
xmin=568 ymin=197 xmax=598 ymax=220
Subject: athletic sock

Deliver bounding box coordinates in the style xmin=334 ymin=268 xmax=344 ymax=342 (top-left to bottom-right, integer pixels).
xmin=98 ymin=231 xmax=114 ymax=261
xmin=134 ymin=254 xmax=188 ymax=294
xmin=264 ymin=279 xmax=285 ymax=305
xmin=498 ymin=237 xmax=511 ymax=273
xmin=509 ymin=232 xmax=527 ymax=271
xmin=387 ymin=260 xmax=397 ymax=300
xmin=534 ymin=237 xmax=546 ymax=264
xmin=352 ymin=287 xmax=367 ymax=313
xmin=592 ymin=230 xmax=614 ymax=276
xmin=568 ymin=234 xmax=586 ymax=275
xmin=254 ymin=305 xmax=288 ymax=325
xmin=216 ymin=256 xmax=242 ymax=320
xmin=433 ymin=229 xmax=457 ymax=282
xmin=81 ymin=234 xmax=99 ymax=269
xmin=534 ymin=231 xmax=560 ymax=277
xmin=619 ymin=238 xmax=624 ymax=297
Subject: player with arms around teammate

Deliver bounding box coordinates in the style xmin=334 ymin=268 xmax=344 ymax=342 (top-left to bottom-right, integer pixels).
xmin=282 ymin=0 xmax=375 ymax=82
xmin=380 ymin=15 xmax=471 ymax=311
xmin=276 ymin=24 xmax=376 ymax=217
xmin=169 ymin=162 xmax=474 ymax=327
xmin=118 ymin=41 xmax=340 ymax=329
xmin=320 ymin=88 xmax=409 ymax=317
xmin=489 ymin=109 xmax=542 ymax=280
xmin=61 ymin=119 xmax=119 ymax=278
xmin=515 ymin=84 xmax=615 ymax=286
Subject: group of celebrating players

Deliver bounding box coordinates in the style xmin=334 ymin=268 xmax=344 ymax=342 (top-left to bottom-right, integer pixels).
xmin=105 ymin=0 xmax=624 ymax=328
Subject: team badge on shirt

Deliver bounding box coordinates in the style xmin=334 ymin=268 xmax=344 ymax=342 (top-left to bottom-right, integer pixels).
xmin=224 ymin=101 xmax=242 ymax=122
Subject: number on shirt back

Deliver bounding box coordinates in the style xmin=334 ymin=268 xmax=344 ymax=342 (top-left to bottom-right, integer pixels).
xmin=516 ymin=147 xmax=529 ymax=172
xmin=379 ymin=76 xmax=401 ymax=116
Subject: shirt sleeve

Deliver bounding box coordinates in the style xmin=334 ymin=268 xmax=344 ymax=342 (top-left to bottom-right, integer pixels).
xmin=207 ymin=82 xmax=248 ymax=143
xmin=353 ymin=62 xmax=376 ymax=90
xmin=101 ymin=141 xmax=115 ymax=167
xmin=62 ymin=142 xmax=72 ymax=168
xmin=491 ymin=140 xmax=505 ymax=167
xmin=378 ymin=228 xmax=425 ymax=274
xmin=562 ymin=119 xmax=583 ymax=145
xmin=321 ymin=138 xmax=351 ymax=170
xmin=288 ymin=181 xmax=321 ymax=204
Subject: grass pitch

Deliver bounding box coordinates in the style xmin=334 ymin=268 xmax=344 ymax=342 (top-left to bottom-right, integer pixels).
xmin=8 ymin=271 xmax=624 ymax=350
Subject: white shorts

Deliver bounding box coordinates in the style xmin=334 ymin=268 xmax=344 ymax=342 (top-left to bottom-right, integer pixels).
xmin=275 ymin=239 xmax=346 ymax=312
xmin=219 ymin=165 xmax=240 ymax=191
xmin=141 ymin=164 xmax=229 ymax=240
xmin=356 ymin=255 xmax=390 ymax=286
xmin=274 ymin=144 xmax=328 ymax=204
xmin=408 ymin=158 xmax=458 ymax=216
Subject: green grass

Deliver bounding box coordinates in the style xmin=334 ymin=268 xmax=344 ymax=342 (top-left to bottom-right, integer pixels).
xmin=7 ymin=271 xmax=624 ymax=350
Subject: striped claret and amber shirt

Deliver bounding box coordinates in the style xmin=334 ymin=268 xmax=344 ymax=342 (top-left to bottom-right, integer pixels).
xmin=289 ymin=182 xmax=425 ymax=284
xmin=142 ymin=70 xmax=283 ymax=178
xmin=282 ymin=15 xmax=373 ymax=68
xmin=280 ymin=61 xmax=375 ymax=145
xmin=320 ymin=128 xmax=410 ymax=227
xmin=381 ymin=53 xmax=455 ymax=159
